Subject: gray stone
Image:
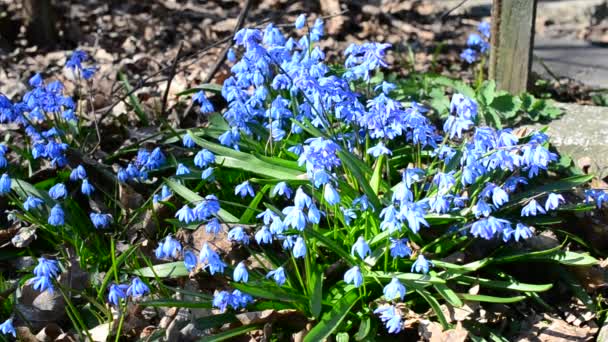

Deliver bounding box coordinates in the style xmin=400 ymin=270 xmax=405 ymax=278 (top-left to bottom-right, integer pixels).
xmin=533 ymin=38 xmax=608 ymax=88
xmin=526 ymin=102 xmax=608 ymax=178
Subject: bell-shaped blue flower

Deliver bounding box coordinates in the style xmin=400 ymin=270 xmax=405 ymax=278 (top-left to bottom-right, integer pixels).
xmin=233 ymin=261 xmax=249 ymax=283
xmin=126 ymin=277 xmax=149 ymax=298
xmin=351 ymin=236 xmax=371 ymax=259
xmin=23 ymin=195 xmax=44 ymax=211
xmin=184 ymin=250 xmax=198 ymax=272
xmin=343 ymin=266 xmax=363 ymax=287
xmin=383 ymin=277 xmax=406 ymax=300
xmin=292 ymin=236 xmax=307 ymax=258
xmin=70 ymin=165 xmax=87 ymax=181
xmin=49 ymin=183 xmax=67 ymax=200
xmin=0 ymin=173 xmax=11 ymax=195
xmin=48 ymin=204 xmax=65 ymax=226
xmin=235 ymin=180 xmax=255 ymax=198
xmin=267 ymin=267 xmax=286 ymax=286
xmin=81 ymin=178 xmax=95 ymax=196
xmin=545 ymin=193 xmax=565 ymax=211
xmin=0 ymin=318 xmax=15 ymax=337
xmin=411 ymin=254 xmax=431 ymax=274
xmin=323 ymin=183 xmax=340 ymax=205
xmin=108 ymin=283 xmax=128 ymax=306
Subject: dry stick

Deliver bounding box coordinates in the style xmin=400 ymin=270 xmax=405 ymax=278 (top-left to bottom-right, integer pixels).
xmin=440 ymin=0 xmax=470 ymax=21
xmin=182 ymin=0 xmax=253 ymax=119
xmin=160 ymin=42 xmax=184 ymax=117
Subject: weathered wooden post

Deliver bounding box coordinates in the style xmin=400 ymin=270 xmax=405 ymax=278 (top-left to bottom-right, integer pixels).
xmin=489 ymin=0 xmax=538 ymax=94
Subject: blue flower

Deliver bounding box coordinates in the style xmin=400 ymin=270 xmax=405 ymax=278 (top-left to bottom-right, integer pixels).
xmin=491 ymin=186 xmax=509 ymax=207
xmin=49 ymin=183 xmax=67 ymax=200
xmin=184 ymin=250 xmax=198 ymax=271
xmin=230 ymin=289 xmax=253 ymax=309
xmin=293 ymin=236 xmax=307 ymax=258
xmin=227 ymin=48 xmax=236 ymax=63
xmin=176 ymin=163 xmax=191 ymax=176
xmin=310 ymin=18 xmax=324 ymax=42
xmin=23 ymin=196 xmax=44 ymax=211
xmin=0 ymin=318 xmax=15 ymax=337
xmin=545 ymin=193 xmax=565 ymax=211
xmin=271 ymin=181 xmax=292 ymax=198
xmin=206 ymin=254 xmax=226 ymax=275
xmin=34 ymin=257 xmax=60 ymax=278
xmin=473 ymin=199 xmax=492 ymax=218
xmin=90 ymin=212 xmax=112 ymax=229
xmin=467 ymin=33 xmax=489 ymax=53
xmin=0 ymin=173 xmax=11 ymax=195
xmin=295 ymin=14 xmax=306 ymax=29
xmin=294 ymin=187 xmax=312 ymax=209
xmin=504 ymin=223 xmax=533 ymax=242
xmin=155 ymin=235 xmax=182 ymax=260
xmin=228 ymin=226 xmax=250 ymax=245
xmin=199 ymin=243 xmax=218 ymax=264
xmin=29 ymin=72 xmax=43 ymax=87
xmin=282 ymin=206 xmax=307 ymax=231
xmin=235 ymin=180 xmax=255 ymax=198
xmin=193 ymin=91 xmax=214 ymax=113
xmin=48 ymin=204 xmax=65 ymax=226
xmin=344 ymin=266 xmax=363 ymax=287
xmin=367 ymin=142 xmax=392 ymax=157
xmin=201 ymin=167 xmax=214 ymax=180
xmin=479 ymin=21 xmax=491 ymax=38
xmin=323 ymin=183 xmax=340 ymax=205
xmin=194 ymin=149 xmax=215 ymax=168
xmin=450 ymin=94 xmax=478 ymax=120
xmin=108 ymin=283 xmax=129 ymax=306
xmin=182 ymin=134 xmax=196 ymax=148
xmin=411 ymin=255 xmax=431 ymax=274
xmin=432 ymin=171 xmax=456 ymax=195
xmin=521 ymin=199 xmax=546 ymax=216
xmin=126 ymin=277 xmax=149 ymax=298
xmin=374 ymin=305 xmax=402 ymax=334
xmin=351 ymin=236 xmax=371 ymax=259
xmin=70 ymin=165 xmax=87 ymax=181
xmin=81 ymin=178 xmax=95 ymax=196
xmin=66 ymin=50 xmax=88 ymax=70
xmin=267 ymin=267 xmax=286 ymax=286
xmin=353 ymin=195 xmax=372 ymax=211
xmin=30 ymin=275 xmax=54 ymax=293
xmin=176 ymin=205 xmax=196 ymax=224
xmin=233 ymin=261 xmax=249 ymax=283
xmin=383 ymin=277 xmax=406 ymax=300
xmin=403 ymin=168 xmax=425 ymax=188
xmin=389 ymin=238 xmax=412 ymax=258
xmin=212 ymin=290 xmax=231 ymax=312
xmin=460 ymin=48 xmax=478 ymax=63
xmin=255 ymin=226 xmax=273 ymax=245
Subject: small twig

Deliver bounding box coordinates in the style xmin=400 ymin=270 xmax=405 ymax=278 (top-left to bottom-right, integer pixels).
xmin=440 ymin=0 xmax=470 ymax=21
xmin=161 ymin=42 xmax=184 ymax=117
xmin=182 ymin=0 xmax=253 ymax=119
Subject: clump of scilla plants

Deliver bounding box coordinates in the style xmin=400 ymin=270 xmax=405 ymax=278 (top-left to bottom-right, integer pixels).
xmin=0 ymin=14 xmax=604 ymax=341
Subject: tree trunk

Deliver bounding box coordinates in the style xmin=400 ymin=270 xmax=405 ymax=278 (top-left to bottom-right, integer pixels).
xmin=22 ymin=0 xmax=58 ymax=48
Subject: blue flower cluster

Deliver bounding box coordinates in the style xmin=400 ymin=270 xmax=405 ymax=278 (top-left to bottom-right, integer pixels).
xmin=28 ymin=257 xmax=60 ymax=293
xmin=461 ymin=22 xmax=491 ymax=64
xmin=117 ymin=147 xmax=166 ymax=183
xmin=107 ymin=277 xmax=150 ymax=306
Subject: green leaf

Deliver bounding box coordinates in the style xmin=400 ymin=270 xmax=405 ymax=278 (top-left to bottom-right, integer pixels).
xmin=496 ymin=250 xmax=598 ymax=266
xmin=140 ymin=299 xmax=211 ymax=308
xmin=370 ymin=154 xmax=385 ymax=195
xmin=240 ymin=184 xmax=269 ymax=223
xmin=557 ymin=268 xmax=596 ymax=312
xmin=118 ymin=72 xmax=148 ymax=125
xmin=456 ymin=276 xmax=553 ymax=292
xmin=133 ymin=262 xmax=189 ymax=278
xmin=176 ymin=83 xmax=223 ymax=97
xmin=354 ymin=315 xmax=372 ymax=341
xmin=413 ymin=286 xmax=450 ymax=329
xmin=231 ymin=282 xmax=307 ymax=304
xmin=199 ymin=324 xmax=263 ymax=342
xmin=458 ymin=294 xmax=526 ymax=303
xmin=337 ymin=151 xmax=381 ymax=210
xmin=480 ymin=80 xmax=496 ymax=105
xmin=194 ymin=313 xmax=238 ymax=330
xmin=434 ymin=282 xmax=463 ymax=307
xmin=303 ymin=290 xmax=359 ymax=342
xmin=164 ymin=177 xmax=238 ymax=223
xmin=187 ymin=131 xmax=305 ymax=180
xmin=309 ymin=264 xmax=324 ymax=318
xmin=11 ymin=179 xmax=54 ymax=205
xmin=370 ymin=271 xmax=446 ymax=285
xmin=306 ymin=228 xmax=355 ymax=266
